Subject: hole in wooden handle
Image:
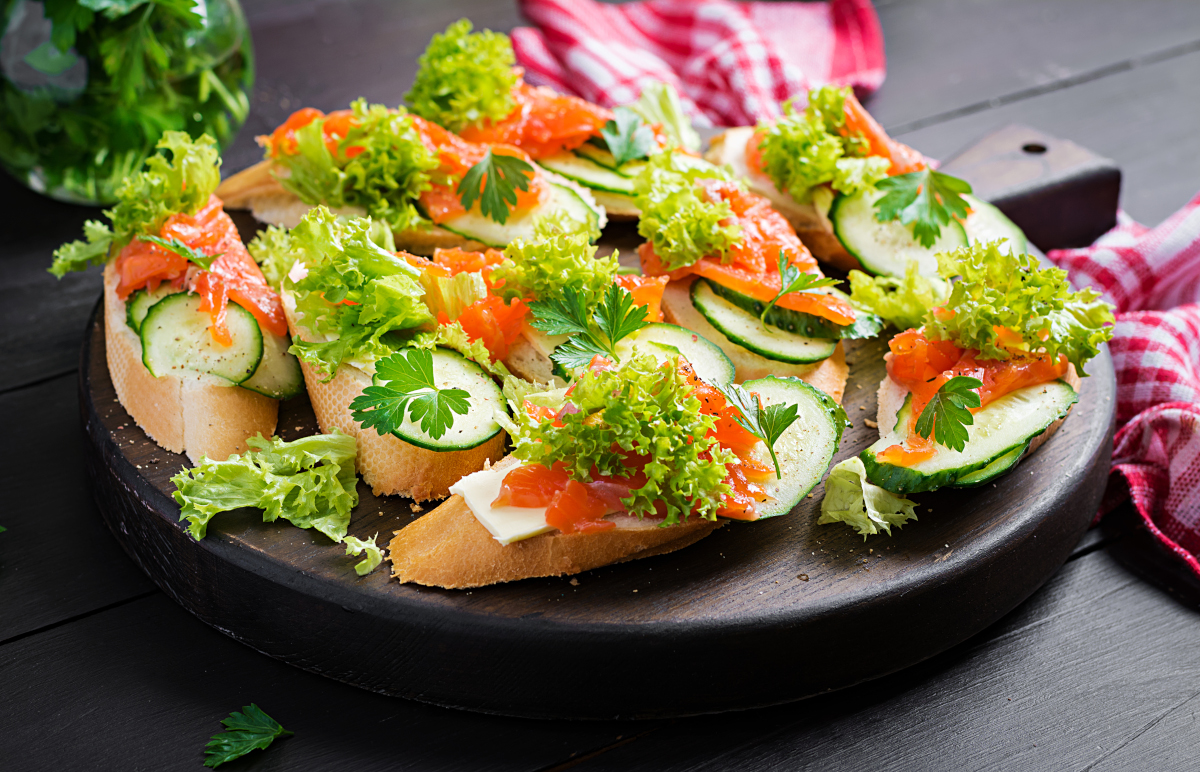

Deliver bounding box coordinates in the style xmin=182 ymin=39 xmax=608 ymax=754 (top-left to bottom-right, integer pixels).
xmin=1022 ymin=143 xmax=1048 ymax=154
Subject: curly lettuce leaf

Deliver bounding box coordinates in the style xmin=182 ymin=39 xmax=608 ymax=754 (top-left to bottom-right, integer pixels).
xmin=410 ymin=321 xmax=512 ymax=378
xmin=629 ymin=81 xmax=700 ymax=153
xmin=507 ymin=353 xmax=733 ymax=525
xmin=342 ymin=534 xmax=383 ymax=576
xmin=284 ymin=208 xmax=433 ymax=379
xmin=492 ymin=225 xmax=617 ymax=308
xmin=634 ymin=151 xmax=742 ymax=271
xmin=849 ymin=261 xmax=949 ymax=331
xmin=818 ymin=456 xmax=918 ymax=538
xmin=756 ymin=86 xmax=889 ymax=204
xmin=270 ymin=99 xmax=439 ymax=235
xmin=405 ymin=19 xmax=518 ymax=133
xmin=50 ymin=131 xmax=219 ymax=276
xmin=172 ymin=431 xmax=359 ymax=543
xmin=930 ymin=242 xmax=1115 ymax=372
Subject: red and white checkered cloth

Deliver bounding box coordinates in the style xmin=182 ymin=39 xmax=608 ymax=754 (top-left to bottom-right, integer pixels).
xmin=1048 ymin=195 xmax=1200 ymax=576
xmin=512 ymin=0 xmax=885 ymax=127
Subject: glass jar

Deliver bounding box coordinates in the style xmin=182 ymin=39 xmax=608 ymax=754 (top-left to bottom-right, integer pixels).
xmin=0 ymin=0 xmax=253 ymax=205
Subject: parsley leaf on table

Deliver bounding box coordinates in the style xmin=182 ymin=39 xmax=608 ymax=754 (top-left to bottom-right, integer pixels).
xmin=714 ymin=382 xmax=801 ymax=478
xmin=350 ymin=348 xmax=472 ymax=440
xmin=529 ymin=283 xmax=650 ymax=370
xmin=759 ymin=249 xmax=839 ymax=322
xmin=140 ymin=235 xmax=222 ymax=271
xmin=601 ymin=106 xmax=657 ymax=167
xmin=203 ymin=703 xmax=291 ymax=768
xmin=456 ymin=149 xmax=535 ymax=224
xmin=873 ymin=168 xmax=973 ymax=248
xmin=914 ymin=376 xmax=983 ymax=452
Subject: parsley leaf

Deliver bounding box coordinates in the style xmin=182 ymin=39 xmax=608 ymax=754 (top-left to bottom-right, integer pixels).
xmin=456 ymin=149 xmax=534 ymax=224
xmin=203 ymin=704 xmax=292 ymax=768
xmin=350 ymin=348 xmax=472 ymax=440
xmin=914 ymin=376 xmax=982 ymax=452
xmin=873 ymin=168 xmax=973 ymax=248
xmin=601 ymin=106 xmax=657 ymax=166
xmin=530 ymin=283 xmax=650 ymax=370
xmin=760 ymin=249 xmax=839 ymax=322
xmin=714 ymin=382 xmax=801 ymax=478
xmin=140 ymin=235 xmax=222 ymax=271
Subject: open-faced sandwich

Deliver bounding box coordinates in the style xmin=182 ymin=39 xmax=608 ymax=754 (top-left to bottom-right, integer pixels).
xmin=216 ymin=97 xmax=604 ymax=255
xmin=51 ymin=132 xmax=302 ymax=463
xmin=818 ymin=241 xmax=1115 ymax=537
xmin=706 ymin=86 xmax=1026 ymax=277
xmin=634 ymin=151 xmax=883 ymax=402
xmin=390 ymin=352 xmax=848 ymax=588
xmin=404 ymin=19 xmax=699 ymax=218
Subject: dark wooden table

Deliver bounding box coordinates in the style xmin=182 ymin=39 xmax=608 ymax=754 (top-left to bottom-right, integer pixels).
xmin=4 ymin=1 xmax=1200 ymax=769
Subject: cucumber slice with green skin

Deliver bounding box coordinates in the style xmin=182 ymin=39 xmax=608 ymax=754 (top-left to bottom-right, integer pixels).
xmin=373 ymin=347 xmax=504 ymax=452
xmin=240 ymin=330 xmax=305 ymax=399
xmin=741 ymin=376 xmax=848 ymax=518
xmin=537 ymin=152 xmax=638 ymax=194
xmin=126 ymin=284 xmax=181 ymax=333
xmin=140 ymin=292 xmax=262 ymax=383
xmin=572 ymin=141 xmax=646 ymax=176
xmin=437 ymin=182 xmax=602 ymax=249
xmin=963 ymin=194 xmax=1028 ymax=255
xmin=690 ymin=280 xmax=837 ymax=364
xmin=704 ymin=280 xmax=883 ymax=340
xmin=613 ymin=323 xmax=735 ymax=386
xmin=831 ymin=187 xmax=968 ymax=277
xmin=861 ymin=378 xmax=1078 ymax=494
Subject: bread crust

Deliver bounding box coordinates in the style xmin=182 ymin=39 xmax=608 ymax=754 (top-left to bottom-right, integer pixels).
xmin=706 ymin=128 xmax=861 ymax=273
xmin=103 ymin=263 xmax=278 ymax=464
xmin=215 ymin=161 xmax=489 ymax=255
xmin=389 ymin=491 xmax=722 ymax=588
xmin=660 ymin=276 xmax=849 ymax=402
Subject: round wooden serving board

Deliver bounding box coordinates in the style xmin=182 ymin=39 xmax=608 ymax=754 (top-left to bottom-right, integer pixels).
xmin=81 ymin=293 xmax=1115 ymax=719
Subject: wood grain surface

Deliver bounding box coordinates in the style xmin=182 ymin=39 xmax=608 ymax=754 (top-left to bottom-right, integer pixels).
xmin=4 ymin=0 xmax=1200 ymax=768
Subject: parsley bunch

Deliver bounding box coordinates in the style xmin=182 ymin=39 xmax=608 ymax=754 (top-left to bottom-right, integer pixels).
xmin=405 ymin=19 xmax=519 ymax=133
xmin=634 ymin=151 xmax=742 ymax=271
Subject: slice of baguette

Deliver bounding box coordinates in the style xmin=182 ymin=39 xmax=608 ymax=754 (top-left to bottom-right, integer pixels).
xmin=215 ymin=161 xmax=488 ymax=255
xmin=502 ymin=332 xmax=557 ymax=384
xmin=588 ymin=189 xmax=639 ymax=220
xmin=661 ymin=276 xmax=849 ymax=402
xmin=281 ymin=293 xmax=505 ymax=500
xmin=102 ymin=263 xmax=277 ymax=464
xmin=389 ymin=467 xmax=723 ymax=588
xmin=706 ymin=128 xmax=860 ymax=273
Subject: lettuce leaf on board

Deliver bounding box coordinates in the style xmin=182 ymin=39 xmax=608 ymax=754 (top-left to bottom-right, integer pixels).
xmin=404 ymin=19 xmax=519 ymax=133
xmin=634 ymin=152 xmax=742 ymax=271
xmin=342 ymin=535 xmax=384 ymax=576
xmin=818 ymin=456 xmax=918 ymax=538
xmin=172 ymin=431 xmax=359 ymax=543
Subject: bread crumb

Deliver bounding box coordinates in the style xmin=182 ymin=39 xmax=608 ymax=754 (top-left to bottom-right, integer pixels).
xmin=294 ymin=426 xmax=302 ymax=431
xmin=858 ymin=405 xmax=865 ymax=411
xmin=807 ymin=493 xmax=813 ymax=498
xmin=632 ymin=589 xmax=638 ymax=593
xmin=570 ymin=578 xmax=579 ymax=586
xmin=798 ymin=574 xmax=809 ymax=581
xmin=864 ymin=419 xmax=878 ymax=429
xmin=410 ymin=503 xmax=423 ymax=513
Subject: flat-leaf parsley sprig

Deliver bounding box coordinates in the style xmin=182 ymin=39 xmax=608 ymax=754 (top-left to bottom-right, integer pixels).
xmin=529 ymin=282 xmax=651 ymax=369
xmin=203 ymin=704 xmax=292 ymax=768
xmin=914 ymin=376 xmax=983 ymax=452
xmin=601 ymin=106 xmax=657 ymax=167
xmin=759 ymin=249 xmax=839 ymax=322
xmin=456 ymin=148 xmax=535 ymax=224
xmin=714 ymin=382 xmax=801 ymax=478
xmin=140 ymin=235 xmax=222 ymax=271
xmin=873 ymin=168 xmax=973 ymax=248
xmin=350 ymin=348 xmax=471 ymax=440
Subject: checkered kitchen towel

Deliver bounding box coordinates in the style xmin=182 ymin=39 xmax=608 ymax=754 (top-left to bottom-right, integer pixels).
xmin=1048 ymin=196 xmax=1200 ymax=575
xmin=511 ymin=0 xmax=885 ymax=127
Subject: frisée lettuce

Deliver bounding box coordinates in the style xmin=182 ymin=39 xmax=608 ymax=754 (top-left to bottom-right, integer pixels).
xmin=405 ymin=19 xmax=519 ymax=133
xmin=634 ymin=151 xmax=742 ymax=271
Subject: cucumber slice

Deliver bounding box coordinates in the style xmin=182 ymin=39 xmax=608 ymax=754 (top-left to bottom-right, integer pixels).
xmin=614 ymin=323 xmax=735 ymax=386
xmin=703 ymin=280 xmax=883 ymax=340
xmin=831 ymin=187 xmax=968 ymax=277
xmin=537 ymin=152 xmax=639 ymax=194
xmin=437 ymin=182 xmax=602 ymax=249
xmin=963 ymin=194 xmax=1028 ymax=254
xmin=742 ymin=376 xmax=848 ymax=518
xmin=240 ymin=330 xmax=305 ymax=399
xmin=374 ymin=347 xmax=504 ymax=452
xmin=140 ymin=292 xmax=263 ymax=383
xmin=572 ymin=141 xmax=641 ymax=174
xmin=861 ymin=378 xmax=1078 ymax=494
xmin=691 ymin=280 xmax=837 ymax=364
xmin=126 ymin=284 xmax=181 ymax=333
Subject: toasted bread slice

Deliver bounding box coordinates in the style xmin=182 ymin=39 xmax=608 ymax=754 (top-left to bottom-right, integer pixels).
xmin=281 ymin=292 xmax=505 ymax=499
xmin=706 ymin=128 xmax=860 ymax=273
xmin=215 ymin=161 xmax=488 ymax=255
xmin=660 ymin=276 xmax=848 ymax=402
xmin=102 ymin=263 xmax=277 ymax=464
xmin=389 ymin=466 xmax=723 ymax=588
xmin=502 ymin=332 xmax=557 ymax=384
